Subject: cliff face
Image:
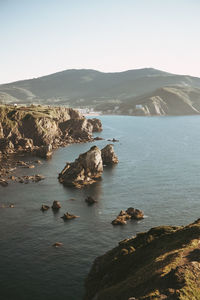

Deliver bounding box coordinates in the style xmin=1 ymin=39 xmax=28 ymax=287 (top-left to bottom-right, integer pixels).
xmin=0 ymin=105 xmax=102 ymax=154
xmin=85 ymin=219 xmax=200 ymax=300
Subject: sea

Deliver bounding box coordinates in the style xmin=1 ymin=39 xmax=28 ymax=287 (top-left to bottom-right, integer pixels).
xmin=1 ymin=115 xmax=200 ymax=300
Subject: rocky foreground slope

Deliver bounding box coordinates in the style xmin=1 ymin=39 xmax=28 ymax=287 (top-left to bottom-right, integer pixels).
xmin=85 ymin=219 xmax=200 ymax=300
xmin=0 ymin=105 xmax=102 ymax=156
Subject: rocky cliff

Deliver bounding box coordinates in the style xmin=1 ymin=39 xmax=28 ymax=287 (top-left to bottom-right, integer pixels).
xmin=0 ymin=105 xmax=102 ymax=155
xmin=84 ymin=219 xmax=200 ymax=300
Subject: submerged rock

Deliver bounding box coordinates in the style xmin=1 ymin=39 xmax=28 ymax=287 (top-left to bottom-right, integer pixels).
xmin=58 ymin=146 xmax=103 ymax=188
xmin=85 ymin=196 xmax=97 ymax=205
xmin=101 ymin=144 xmax=118 ymax=165
xmin=84 ymin=219 xmax=200 ymax=300
xmin=52 ymin=242 xmax=63 ymax=247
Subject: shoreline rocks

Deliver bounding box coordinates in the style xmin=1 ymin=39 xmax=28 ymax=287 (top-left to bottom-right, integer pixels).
xmin=0 ymin=105 xmax=102 ymax=157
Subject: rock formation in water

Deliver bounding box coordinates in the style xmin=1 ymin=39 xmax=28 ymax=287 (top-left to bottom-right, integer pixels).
xmin=58 ymin=144 xmax=118 ymax=188
xmin=84 ymin=219 xmax=200 ymax=300
xmin=101 ymin=144 xmax=119 ymax=165
xmin=112 ymin=208 xmax=144 ymax=225
xmin=0 ymin=104 xmax=102 ymax=155
xmin=58 ymin=146 xmax=103 ymax=188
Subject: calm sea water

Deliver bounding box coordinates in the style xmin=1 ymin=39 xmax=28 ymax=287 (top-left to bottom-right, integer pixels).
xmin=1 ymin=115 xmax=200 ymax=300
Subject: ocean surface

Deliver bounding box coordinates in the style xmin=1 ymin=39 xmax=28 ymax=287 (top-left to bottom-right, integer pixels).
xmin=1 ymin=115 xmax=200 ymax=300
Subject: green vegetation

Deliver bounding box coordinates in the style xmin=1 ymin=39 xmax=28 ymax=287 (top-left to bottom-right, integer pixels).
xmin=85 ymin=220 xmax=200 ymax=300
xmin=1 ymin=69 xmax=200 ymax=115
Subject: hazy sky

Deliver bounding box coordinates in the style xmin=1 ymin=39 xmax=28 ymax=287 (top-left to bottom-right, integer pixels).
xmin=1 ymin=0 xmax=200 ymax=83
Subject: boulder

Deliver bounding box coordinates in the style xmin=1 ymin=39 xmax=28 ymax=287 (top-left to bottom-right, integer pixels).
xmin=101 ymin=144 xmax=118 ymax=165
xmin=0 ymin=179 xmax=8 ymax=187
xmin=126 ymin=207 xmax=144 ymax=220
xmin=52 ymin=201 xmax=61 ymax=210
xmin=58 ymin=146 xmax=103 ymax=188
xmin=36 ymin=144 xmax=52 ymax=158
xmin=41 ymin=205 xmax=50 ymax=211
xmin=17 ymin=138 xmax=33 ymax=149
xmin=0 ymin=138 xmax=14 ymax=153
xmin=61 ymin=212 xmax=79 ymax=220
xmin=112 ymin=216 xmax=127 ymax=225
xmin=85 ymin=196 xmax=97 ymax=205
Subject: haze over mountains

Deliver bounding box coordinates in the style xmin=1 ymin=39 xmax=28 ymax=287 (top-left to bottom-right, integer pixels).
xmin=1 ymin=68 xmax=200 ymax=115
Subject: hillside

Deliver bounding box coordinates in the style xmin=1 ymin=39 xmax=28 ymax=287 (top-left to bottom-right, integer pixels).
xmin=84 ymin=219 xmax=200 ymax=300
xmin=1 ymin=68 xmax=200 ymax=115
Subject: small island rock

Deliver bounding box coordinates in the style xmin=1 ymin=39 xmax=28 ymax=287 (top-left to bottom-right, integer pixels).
xmin=52 ymin=201 xmax=61 ymax=210
xmin=101 ymin=144 xmax=118 ymax=165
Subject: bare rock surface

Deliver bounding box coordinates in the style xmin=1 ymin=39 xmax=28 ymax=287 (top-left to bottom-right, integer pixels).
xmin=112 ymin=208 xmax=144 ymax=225
xmin=58 ymin=146 xmax=103 ymax=188
xmin=101 ymin=144 xmax=118 ymax=165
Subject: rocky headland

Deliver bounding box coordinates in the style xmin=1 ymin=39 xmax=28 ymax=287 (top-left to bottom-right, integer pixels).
xmin=84 ymin=219 xmax=200 ymax=300
xmin=0 ymin=104 xmax=102 ymax=186
xmin=58 ymin=144 xmax=118 ymax=188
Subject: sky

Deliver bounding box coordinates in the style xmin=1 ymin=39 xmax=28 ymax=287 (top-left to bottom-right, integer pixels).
xmin=0 ymin=0 xmax=200 ymax=84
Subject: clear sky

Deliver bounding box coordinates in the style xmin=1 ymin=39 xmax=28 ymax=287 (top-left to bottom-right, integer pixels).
xmin=0 ymin=0 xmax=200 ymax=83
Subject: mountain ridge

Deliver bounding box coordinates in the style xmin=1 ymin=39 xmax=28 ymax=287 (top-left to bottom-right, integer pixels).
xmin=1 ymin=68 xmax=200 ymax=116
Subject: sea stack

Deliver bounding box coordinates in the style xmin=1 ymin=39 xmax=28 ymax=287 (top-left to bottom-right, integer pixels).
xmin=58 ymin=146 xmax=103 ymax=188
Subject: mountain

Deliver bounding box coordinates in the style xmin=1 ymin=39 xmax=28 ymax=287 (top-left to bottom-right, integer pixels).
xmin=1 ymin=68 xmax=200 ymax=115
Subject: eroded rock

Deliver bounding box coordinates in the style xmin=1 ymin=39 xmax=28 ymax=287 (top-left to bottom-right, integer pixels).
xmin=101 ymin=144 xmax=118 ymax=165
xmin=112 ymin=208 xmax=144 ymax=225
xmin=58 ymin=146 xmax=103 ymax=188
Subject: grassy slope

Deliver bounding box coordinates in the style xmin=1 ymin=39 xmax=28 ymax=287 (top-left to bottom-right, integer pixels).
xmin=85 ymin=220 xmax=200 ymax=300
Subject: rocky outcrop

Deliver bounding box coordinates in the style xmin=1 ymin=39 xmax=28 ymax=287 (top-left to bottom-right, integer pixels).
xmin=58 ymin=144 xmax=118 ymax=188
xmin=61 ymin=212 xmax=79 ymax=220
xmin=51 ymin=201 xmax=61 ymax=210
xmin=41 ymin=205 xmax=50 ymax=211
xmin=58 ymin=146 xmax=103 ymax=188
xmin=36 ymin=145 xmax=53 ymax=158
xmin=84 ymin=219 xmax=200 ymax=300
xmin=112 ymin=208 xmax=144 ymax=225
xmin=0 ymin=105 xmax=102 ymax=156
xmin=101 ymin=144 xmax=118 ymax=165
xmin=88 ymin=118 xmax=102 ymax=132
